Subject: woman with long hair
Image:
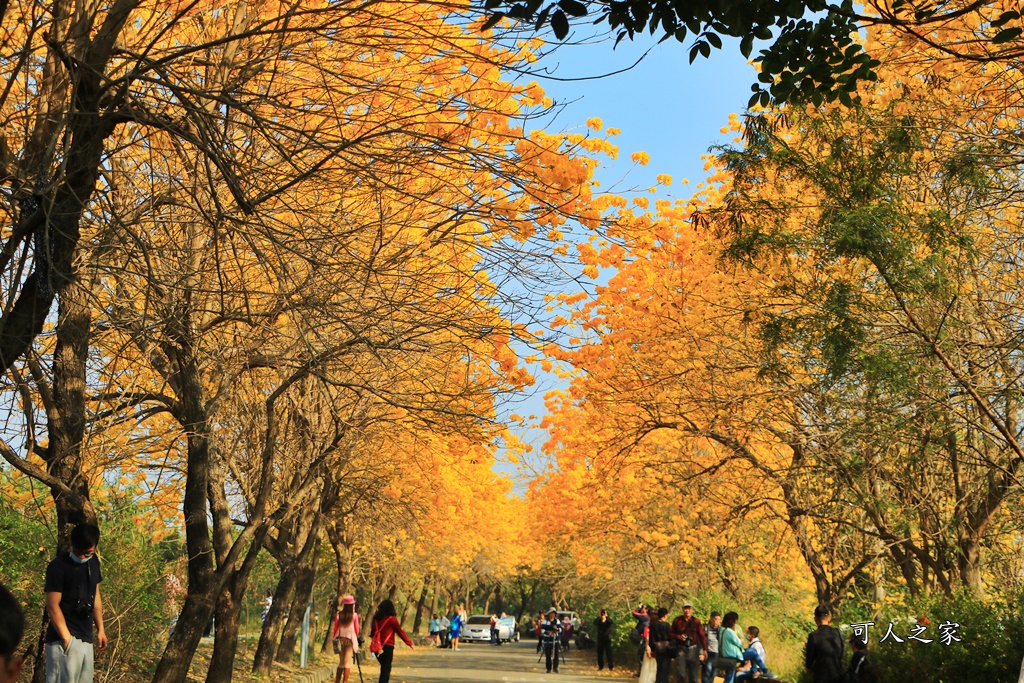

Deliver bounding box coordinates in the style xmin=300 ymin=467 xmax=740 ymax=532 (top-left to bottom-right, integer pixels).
xmin=370 ymin=599 xmax=414 ymax=683
xmin=717 ymin=612 xmax=744 ymax=683
xmin=331 ymin=595 xmax=360 ymax=683
xmin=449 ymin=605 xmax=464 ymax=651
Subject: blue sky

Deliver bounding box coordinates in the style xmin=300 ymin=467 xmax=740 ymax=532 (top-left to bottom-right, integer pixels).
xmin=501 ymin=33 xmax=760 ymax=480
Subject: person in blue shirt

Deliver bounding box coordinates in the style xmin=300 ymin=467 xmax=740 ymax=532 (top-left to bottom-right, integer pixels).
xmin=717 ymin=612 xmax=745 ymax=683
xmin=428 ymin=614 xmax=441 ymax=647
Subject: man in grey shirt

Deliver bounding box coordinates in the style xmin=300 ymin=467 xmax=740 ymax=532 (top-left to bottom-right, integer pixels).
xmin=702 ymin=612 xmax=721 ymax=683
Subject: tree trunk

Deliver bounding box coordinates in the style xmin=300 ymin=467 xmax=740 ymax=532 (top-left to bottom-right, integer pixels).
xmin=206 ymin=541 xmax=262 ymax=683
xmin=253 ymin=565 xmax=300 ymax=674
xmin=429 ymin=578 xmax=439 ymax=622
xmin=412 ymin=577 xmax=429 ymax=634
xmin=30 ymin=277 xmax=98 ymax=683
xmin=152 ymin=423 xmax=219 ymax=683
xmin=276 ymin=536 xmax=322 ymax=664
xmin=320 ymin=521 xmax=352 ymax=654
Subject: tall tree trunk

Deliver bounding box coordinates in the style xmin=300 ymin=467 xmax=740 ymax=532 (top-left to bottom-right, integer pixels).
xmin=31 ymin=277 xmax=98 ymax=683
xmin=429 ymin=577 xmax=439 ymax=622
xmin=253 ymin=565 xmax=300 ymax=673
xmin=206 ymin=541 xmax=263 ymax=683
xmin=276 ymin=535 xmax=322 ymax=664
xmin=320 ymin=521 xmax=352 ymax=654
xmin=152 ymin=423 xmax=218 ymax=683
xmin=412 ymin=577 xmax=429 ymax=634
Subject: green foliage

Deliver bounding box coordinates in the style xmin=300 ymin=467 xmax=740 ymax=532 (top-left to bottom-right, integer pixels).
xmin=0 ymin=475 xmax=182 ymax=681
xmin=867 ymin=593 xmax=1024 ymax=683
xmin=793 ymin=593 xmax=1024 ymax=683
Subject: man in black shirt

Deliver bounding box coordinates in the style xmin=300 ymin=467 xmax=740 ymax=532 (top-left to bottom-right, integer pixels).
xmin=540 ymin=610 xmax=560 ymax=673
xmin=0 ymin=582 xmax=24 ymax=683
xmin=594 ymin=609 xmax=614 ymax=671
xmin=44 ymin=524 xmax=107 ymax=683
xmin=804 ymin=605 xmax=843 ymax=683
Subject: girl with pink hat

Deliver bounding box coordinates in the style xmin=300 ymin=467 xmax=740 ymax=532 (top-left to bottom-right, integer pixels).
xmin=332 ymin=595 xmax=360 ymax=683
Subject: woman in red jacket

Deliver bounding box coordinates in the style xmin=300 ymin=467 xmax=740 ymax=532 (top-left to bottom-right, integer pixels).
xmin=370 ymin=599 xmax=415 ymax=683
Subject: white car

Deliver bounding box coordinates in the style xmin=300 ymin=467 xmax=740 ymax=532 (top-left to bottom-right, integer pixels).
xmin=462 ymin=615 xmax=519 ymax=642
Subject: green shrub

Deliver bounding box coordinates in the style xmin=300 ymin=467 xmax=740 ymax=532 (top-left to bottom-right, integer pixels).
xmin=794 ymin=592 xmax=1024 ymax=683
xmin=0 ymin=476 xmax=182 ymax=683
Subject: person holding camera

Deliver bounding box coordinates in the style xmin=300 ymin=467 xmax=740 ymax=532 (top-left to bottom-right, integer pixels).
xmin=670 ymin=602 xmax=707 ymax=683
xmin=44 ymin=523 xmax=107 ymax=683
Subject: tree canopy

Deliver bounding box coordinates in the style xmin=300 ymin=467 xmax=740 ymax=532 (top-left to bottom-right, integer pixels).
xmin=481 ymin=0 xmax=1024 ymax=107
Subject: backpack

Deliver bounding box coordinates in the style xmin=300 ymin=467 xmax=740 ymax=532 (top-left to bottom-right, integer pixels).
xmin=846 ymin=653 xmax=879 ymax=683
xmin=369 ymin=619 xmax=383 ymax=655
xmin=629 ymin=623 xmax=644 ymax=645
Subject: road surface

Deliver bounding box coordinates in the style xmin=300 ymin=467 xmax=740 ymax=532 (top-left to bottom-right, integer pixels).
xmin=358 ymin=639 xmax=627 ymax=683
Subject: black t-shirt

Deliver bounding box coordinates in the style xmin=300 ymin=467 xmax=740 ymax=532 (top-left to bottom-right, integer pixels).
xmin=649 ymin=619 xmax=672 ymax=652
xmin=594 ymin=616 xmax=614 ymax=641
xmin=805 ymin=625 xmax=844 ymax=683
xmin=44 ymin=553 xmax=102 ymax=643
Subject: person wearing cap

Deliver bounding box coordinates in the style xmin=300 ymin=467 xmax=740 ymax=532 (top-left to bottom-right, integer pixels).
xmin=804 ymin=605 xmax=843 ymax=683
xmin=670 ymin=601 xmax=708 ymax=683
xmin=331 ymin=595 xmax=360 ymax=683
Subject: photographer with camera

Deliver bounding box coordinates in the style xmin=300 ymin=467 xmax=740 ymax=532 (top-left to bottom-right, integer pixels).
xmin=670 ymin=601 xmax=707 ymax=683
xmin=44 ymin=524 xmax=107 ymax=683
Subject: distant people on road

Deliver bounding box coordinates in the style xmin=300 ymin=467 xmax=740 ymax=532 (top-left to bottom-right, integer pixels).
xmin=736 ymin=625 xmax=773 ymax=680
xmin=632 ymin=604 xmax=651 ymax=678
xmin=0 ymin=582 xmax=24 ymax=683
xmin=671 ymin=601 xmax=707 ymax=683
xmin=428 ymin=614 xmax=440 ymax=647
xmin=490 ymin=614 xmax=499 ymax=646
xmin=805 ymin=605 xmax=844 ymax=683
xmin=594 ymin=609 xmax=614 ymax=671
xmin=535 ymin=612 xmax=545 ymax=653
xmin=846 ymin=635 xmax=879 ymax=683
xmin=703 ymin=612 xmax=721 ymax=683
xmin=439 ymin=613 xmax=451 ymax=648
xmin=449 ymin=607 xmax=464 ymax=651
xmin=370 ymin=599 xmax=414 ymax=683
xmin=262 ymin=592 xmax=273 ymax=624
xmin=560 ymin=614 xmax=573 ymax=650
xmin=541 ymin=610 xmax=561 ymax=674
xmin=331 ymin=595 xmax=360 ymax=683
xmin=716 ymin=612 xmax=744 ymax=683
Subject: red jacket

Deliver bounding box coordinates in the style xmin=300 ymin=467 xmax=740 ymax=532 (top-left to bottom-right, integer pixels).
xmin=373 ymin=616 xmax=413 ymax=648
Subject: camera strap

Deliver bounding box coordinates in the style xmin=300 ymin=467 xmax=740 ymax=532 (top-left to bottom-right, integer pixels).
xmin=78 ymin=559 xmax=92 ymax=608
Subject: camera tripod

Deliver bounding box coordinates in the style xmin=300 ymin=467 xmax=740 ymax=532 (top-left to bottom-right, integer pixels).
xmin=536 ymin=635 xmax=565 ymax=669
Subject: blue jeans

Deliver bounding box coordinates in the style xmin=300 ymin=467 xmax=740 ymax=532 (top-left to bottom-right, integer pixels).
xmin=702 ymin=652 xmax=718 ymax=683
xmin=735 ymin=647 xmax=772 ymax=680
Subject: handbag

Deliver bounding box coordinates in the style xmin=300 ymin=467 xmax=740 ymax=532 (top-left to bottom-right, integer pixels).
xmin=650 ymin=639 xmax=673 ymax=655
xmin=369 ymin=620 xmax=383 ymax=655
xmin=716 ymin=656 xmax=740 ymax=671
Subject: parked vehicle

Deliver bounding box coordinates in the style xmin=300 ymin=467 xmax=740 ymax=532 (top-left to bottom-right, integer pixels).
xmin=463 ymin=615 xmax=494 ymax=642
xmin=462 ymin=615 xmax=519 ymax=642
xmin=556 ymin=611 xmax=582 ymax=631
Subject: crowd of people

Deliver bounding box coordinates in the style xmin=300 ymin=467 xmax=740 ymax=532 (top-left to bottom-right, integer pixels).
xmin=0 ymin=530 xmax=884 ymax=683
xmin=610 ymin=601 xmax=878 ymax=683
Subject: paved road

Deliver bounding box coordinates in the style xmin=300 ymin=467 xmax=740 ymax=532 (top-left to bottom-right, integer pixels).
xmin=363 ymin=640 xmax=627 ymax=683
